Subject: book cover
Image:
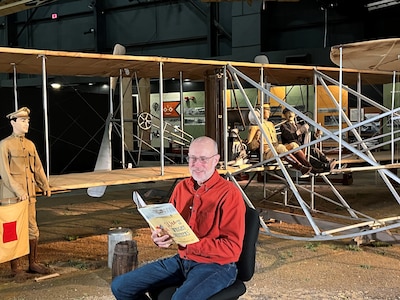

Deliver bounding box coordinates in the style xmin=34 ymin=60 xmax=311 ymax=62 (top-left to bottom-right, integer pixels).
xmin=132 ymin=191 xmax=199 ymax=245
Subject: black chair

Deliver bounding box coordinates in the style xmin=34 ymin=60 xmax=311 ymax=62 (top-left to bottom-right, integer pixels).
xmin=152 ymin=206 xmax=260 ymax=300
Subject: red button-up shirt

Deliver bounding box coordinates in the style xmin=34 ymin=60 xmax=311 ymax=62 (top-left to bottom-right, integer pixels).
xmin=170 ymin=170 xmax=246 ymax=265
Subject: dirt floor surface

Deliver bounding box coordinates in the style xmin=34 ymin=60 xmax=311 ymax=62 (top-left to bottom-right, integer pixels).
xmin=1 ymin=170 xmax=400 ymax=299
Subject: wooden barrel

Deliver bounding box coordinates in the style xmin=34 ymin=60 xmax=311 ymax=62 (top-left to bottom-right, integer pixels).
xmin=111 ymin=240 xmax=138 ymax=279
xmin=108 ymin=227 xmax=132 ymax=268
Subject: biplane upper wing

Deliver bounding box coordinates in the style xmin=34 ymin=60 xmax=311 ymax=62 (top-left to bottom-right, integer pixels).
xmin=330 ymin=38 xmax=400 ymax=72
xmin=0 ymin=46 xmax=394 ymax=85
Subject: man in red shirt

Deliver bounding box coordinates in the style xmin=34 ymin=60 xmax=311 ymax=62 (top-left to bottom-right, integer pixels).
xmin=111 ymin=136 xmax=246 ymax=300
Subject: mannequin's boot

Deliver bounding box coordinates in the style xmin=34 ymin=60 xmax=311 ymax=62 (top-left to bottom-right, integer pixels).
xmin=10 ymin=258 xmax=24 ymax=276
xmin=284 ymin=153 xmax=312 ymax=175
xmin=312 ymin=147 xmax=329 ymax=163
xmin=294 ymin=150 xmax=323 ymax=174
xmin=28 ymin=239 xmax=51 ymax=274
xmin=328 ymin=159 xmax=337 ymax=171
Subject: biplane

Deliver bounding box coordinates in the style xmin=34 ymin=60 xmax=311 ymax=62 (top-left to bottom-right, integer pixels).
xmin=0 ymin=37 xmax=399 ymax=243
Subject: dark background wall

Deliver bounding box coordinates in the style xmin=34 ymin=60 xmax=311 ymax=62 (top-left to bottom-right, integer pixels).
xmin=1 ymin=0 xmax=399 ymax=65
xmin=0 ymin=85 xmax=109 ymax=174
xmin=261 ymin=0 xmax=400 ymax=65
xmin=0 ymin=0 xmax=398 ymax=174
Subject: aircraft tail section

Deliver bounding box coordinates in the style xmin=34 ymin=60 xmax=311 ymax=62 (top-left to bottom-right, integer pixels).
xmin=86 ymin=113 xmax=112 ymax=197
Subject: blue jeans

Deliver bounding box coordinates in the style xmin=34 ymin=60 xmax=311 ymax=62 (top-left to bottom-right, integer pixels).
xmin=111 ymin=254 xmax=238 ymax=300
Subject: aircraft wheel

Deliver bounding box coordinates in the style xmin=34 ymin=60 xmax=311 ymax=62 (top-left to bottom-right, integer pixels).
xmin=138 ymin=112 xmax=152 ymax=130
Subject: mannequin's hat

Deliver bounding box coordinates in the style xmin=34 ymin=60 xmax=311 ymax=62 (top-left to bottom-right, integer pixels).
xmin=6 ymin=107 xmax=30 ymax=119
xmin=262 ymin=103 xmax=270 ymax=110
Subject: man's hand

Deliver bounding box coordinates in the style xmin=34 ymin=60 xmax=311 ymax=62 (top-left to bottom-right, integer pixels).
xmin=315 ymin=129 xmax=323 ymax=138
xmin=43 ymin=189 xmax=52 ymax=197
xmin=18 ymin=193 xmax=29 ymax=201
xmin=151 ymin=228 xmax=173 ymax=248
xmin=297 ymin=124 xmax=309 ymax=135
xmin=315 ymin=123 xmax=323 ymax=138
xmin=300 ymin=123 xmax=309 ymax=133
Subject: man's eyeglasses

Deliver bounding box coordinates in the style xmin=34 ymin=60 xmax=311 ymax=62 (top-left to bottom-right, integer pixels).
xmin=185 ymin=154 xmax=218 ymax=164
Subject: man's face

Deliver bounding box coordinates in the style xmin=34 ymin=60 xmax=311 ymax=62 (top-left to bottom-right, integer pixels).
xmin=263 ymin=108 xmax=270 ymax=120
xmin=11 ymin=117 xmax=30 ymax=135
xmin=187 ymin=141 xmax=219 ymax=185
xmin=285 ymin=111 xmax=295 ymax=122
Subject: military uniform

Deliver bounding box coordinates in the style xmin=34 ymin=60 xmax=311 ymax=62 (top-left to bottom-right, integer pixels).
xmin=0 ymin=107 xmax=51 ymax=275
xmin=246 ymin=104 xmax=312 ymax=175
xmin=248 ymin=120 xmax=287 ymax=160
xmin=0 ymin=133 xmax=50 ymax=238
xmin=280 ymin=108 xmax=335 ymax=173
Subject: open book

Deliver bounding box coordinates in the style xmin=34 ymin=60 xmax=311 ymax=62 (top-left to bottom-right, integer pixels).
xmin=132 ymin=191 xmax=199 ymax=245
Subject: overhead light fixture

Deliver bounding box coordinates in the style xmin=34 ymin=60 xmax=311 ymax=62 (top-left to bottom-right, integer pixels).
xmin=50 ymin=82 xmax=61 ymax=89
xmin=365 ymin=0 xmax=400 ymax=11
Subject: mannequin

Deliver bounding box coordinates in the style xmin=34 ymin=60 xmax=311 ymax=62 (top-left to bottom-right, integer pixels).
xmin=280 ymin=108 xmax=336 ymax=173
xmin=247 ymin=104 xmax=313 ymax=175
xmin=0 ymin=107 xmax=52 ymax=276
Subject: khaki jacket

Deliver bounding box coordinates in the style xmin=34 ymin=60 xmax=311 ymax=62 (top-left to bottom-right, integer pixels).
xmin=247 ymin=120 xmax=279 ymax=151
xmin=0 ymin=134 xmax=50 ymax=202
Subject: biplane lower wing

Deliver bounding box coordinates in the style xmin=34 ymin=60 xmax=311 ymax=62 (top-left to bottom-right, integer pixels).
xmin=49 ymin=166 xmax=192 ymax=192
xmin=49 ymin=165 xmax=236 ymax=192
